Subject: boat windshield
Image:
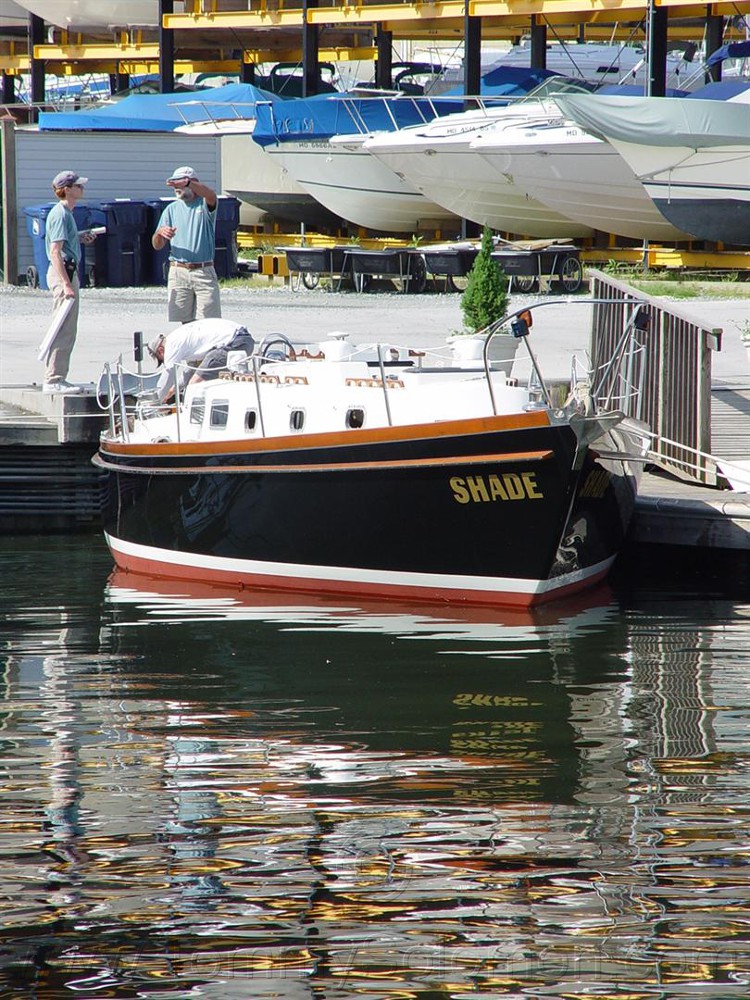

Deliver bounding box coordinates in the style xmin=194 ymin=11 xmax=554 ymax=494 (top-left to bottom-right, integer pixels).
xmin=517 ymin=75 xmax=599 ymax=104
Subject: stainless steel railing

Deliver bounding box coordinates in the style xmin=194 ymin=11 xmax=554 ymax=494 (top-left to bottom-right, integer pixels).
xmin=589 ymin=270 xmax=721 ymax=485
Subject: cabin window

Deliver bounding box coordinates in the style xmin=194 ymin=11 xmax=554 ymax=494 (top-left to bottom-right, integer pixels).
xmin=290 ymin=409 xmax=305 ymax=431
xmin=245 ymin=410 xmax=257 ymax=432
xmin=210 ymin=400 xmax=229 ymax=429
xmin=346 ymin=408 xmax=365 ymax=429
xmin=189 ymin=398 xmax=205 ymax=424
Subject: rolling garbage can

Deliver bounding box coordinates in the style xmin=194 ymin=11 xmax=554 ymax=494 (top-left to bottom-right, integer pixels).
xmin=96 ymin=199 xmax=148 ymax=286
xmin=144 ymin=198 xmax=172 ymax=285
xmin=214 ymin=195 xmax=240 ymax=279
xmin=24 ymin=202 xmax=105 ymax=290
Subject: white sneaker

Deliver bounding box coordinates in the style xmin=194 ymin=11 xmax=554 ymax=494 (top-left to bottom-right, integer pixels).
xmin=43 ymin=380 xmax=83 ymax=395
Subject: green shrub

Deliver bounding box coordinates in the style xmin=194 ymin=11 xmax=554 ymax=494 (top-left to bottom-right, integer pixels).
xmin=460 ymin=226 xmax=509 ymax=332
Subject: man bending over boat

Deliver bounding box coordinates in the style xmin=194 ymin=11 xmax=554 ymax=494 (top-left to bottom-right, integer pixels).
xmin=148 ymin=318 xmax=254 ymax=403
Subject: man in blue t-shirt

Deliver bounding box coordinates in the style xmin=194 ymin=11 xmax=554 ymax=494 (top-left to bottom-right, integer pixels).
xmin=152 ymin=165 xmax=221 ymax=324
xmin=42 ymin=169 xmax=97 ymax=394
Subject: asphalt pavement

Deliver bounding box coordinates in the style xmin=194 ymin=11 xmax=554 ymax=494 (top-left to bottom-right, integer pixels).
xmin=1 ymin=281 xmax=748 ymax=390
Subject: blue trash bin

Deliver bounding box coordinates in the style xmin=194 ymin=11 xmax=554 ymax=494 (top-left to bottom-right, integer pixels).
xmin=214 ymin=196 xmax=240 ymax=279
xmin=144 ymin=198 xmax=172 ymax=285
xmin=24 ymin=202 xmax=104 ymax=289
xmin=97 ymin=199 xmax=148 ymax=286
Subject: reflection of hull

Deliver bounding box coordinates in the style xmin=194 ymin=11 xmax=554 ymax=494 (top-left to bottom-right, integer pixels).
xmin=98 ymin=413 xmax=640 ymax=608
xmin=107 ymin=568 xmax=617 ymax=634
xmin=104 ymin=567 xmax=621 ymax=801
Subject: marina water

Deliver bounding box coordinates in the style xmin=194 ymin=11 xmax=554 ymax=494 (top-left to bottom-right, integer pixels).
xmin=2 ymin=534 xmax=750 ymax=997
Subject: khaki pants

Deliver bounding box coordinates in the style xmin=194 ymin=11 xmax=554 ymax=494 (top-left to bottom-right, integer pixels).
xmin=167 ymin=264 xmax=222 ymax=324
xmin=45 ymin=266 xmax=80 ymax=382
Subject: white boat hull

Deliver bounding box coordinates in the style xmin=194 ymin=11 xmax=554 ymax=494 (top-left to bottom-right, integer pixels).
xmin=14 ymin=0 xmax=159 ymax=28
xmin=472 ymin=121 xmax=692 ymax=242
xmin=365 ymin=123 xmax=593 ymax=238
xmin=555 ymin=92 xmax=750 ymax=245
xmin=609 ymin=139 xmax=750 ymax=245
xmin=263 ymin=137 xmax=459 ymax=232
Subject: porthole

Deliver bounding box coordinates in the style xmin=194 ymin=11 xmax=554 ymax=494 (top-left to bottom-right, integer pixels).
xmin=210 ymin=400 xmax=229 ymax=428
xmin=290 ymin=409 xmax=305 ymax=431
xmin=189 ymin=398 xmax=205 ymax=424
xmin=245 ymin=410 xmax=257 ymax=432
xmin=346 ymin=408 xmax=365 ymax=429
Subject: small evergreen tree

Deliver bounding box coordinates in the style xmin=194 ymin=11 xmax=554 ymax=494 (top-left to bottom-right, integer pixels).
xmin=460 ymin=226 xmax=509 ymax=333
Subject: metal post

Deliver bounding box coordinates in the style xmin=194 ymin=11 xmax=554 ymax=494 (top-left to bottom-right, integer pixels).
xmin=174 ymin=364 xmax=182 ymax=443
xmin=1 ymin=74 xmax=15 ymax=104
xmin=705 ymin=13 xmax=724 ymax=84
xmin=241 ymin=60 xmax=256 ymax=85
xmin=375 ymin=25 xmax=393 ymax=90
xmin=104 ymin=363 xmax=117 ymax=438
xmin=27 ymin=13 xmax=45 ymax=116
xmin=251 ymin=355 xmax=266 ymax=437
xmin=376 ymin=346 xmax=393 ymax=427
xmin=159 ymin=0 xmax=175 ymax=94
xmin=302 ymin=0 xmax=320 ymax=98
xmin=647 ymin=1 xmax=667 ymax=96
xmin=464 ymin=10 xmax=481 ymax=96
xmin=0 ymin=118 xmax=17 ymax=286
xmin=530 ymin=16 xmax=547 ymax=70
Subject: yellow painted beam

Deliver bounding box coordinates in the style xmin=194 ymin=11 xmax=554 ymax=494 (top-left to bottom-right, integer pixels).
xmin=470 ymin=0 xmax=647 ymax=16
xmin=308 ymin=2 xmax=465 ymax=24
xmin=117 ymin=60 xmax=241 ymax=74
xmin=0 ymin=55 xmax=30 ymax=73
xmin=30 ymin=41 xmax=376 ymax=68
xmin=35 ymin=42 xmax=162 ymax=60
xmin=163 ymin=9 xmax=305 ymax=29
xmin=243 ymin=45 xmax=376 ymax=63
xmin=581 ymin=247 xmax=750 ymax=269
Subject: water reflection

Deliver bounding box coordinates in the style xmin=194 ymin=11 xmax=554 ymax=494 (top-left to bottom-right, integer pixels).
xmin=2 ymin=538 xmax=750 ymax=997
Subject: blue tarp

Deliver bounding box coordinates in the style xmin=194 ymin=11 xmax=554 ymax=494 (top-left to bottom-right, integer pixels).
xmin=252 ymin=92 xmax=461 ymax=146
xmin=685 ymin=79 xmax=750 ymax=100
xmin=38 ymin=83 xmax=282 ymax=131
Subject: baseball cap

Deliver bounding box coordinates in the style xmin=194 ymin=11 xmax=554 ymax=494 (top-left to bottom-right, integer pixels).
xmin=168 ymin=166 xmax=198 ymax=182
xmin=147 ymin=334 xmax=165 ymax=364
xmin=52 ymin=170 xmax=88 ymax=190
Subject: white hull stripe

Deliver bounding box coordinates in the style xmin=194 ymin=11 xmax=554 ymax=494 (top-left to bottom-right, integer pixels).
xmin=105 ymin=534 xmax=614 ymax=598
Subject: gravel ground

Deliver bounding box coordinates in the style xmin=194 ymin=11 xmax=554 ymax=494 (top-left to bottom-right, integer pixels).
xmin=1 ymin=281 xmax=748 ymax=388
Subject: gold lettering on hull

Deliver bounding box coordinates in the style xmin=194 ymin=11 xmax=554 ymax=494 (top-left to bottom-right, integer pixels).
xmin=450 ymin=471 xmax=544 ymax=504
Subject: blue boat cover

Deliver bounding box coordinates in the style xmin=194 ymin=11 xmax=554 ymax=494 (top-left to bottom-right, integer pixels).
xmin=252 ymin=93 xmax=458 ymax=146
xmin=38 ymin=83 xmax=282 ymax=131
xmin=706 ymin=40 xmax=750 ymax=68
xmin=252 ymin=69 xmax=558 ymax=147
